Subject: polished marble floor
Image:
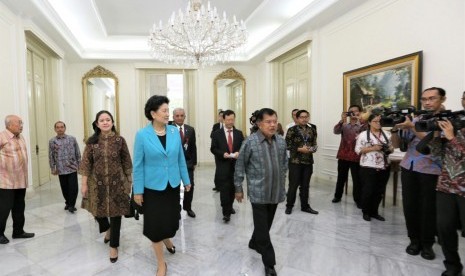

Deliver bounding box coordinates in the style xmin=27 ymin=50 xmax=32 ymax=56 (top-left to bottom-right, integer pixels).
xmin=0 ymin=165 xmax=458 ymax=276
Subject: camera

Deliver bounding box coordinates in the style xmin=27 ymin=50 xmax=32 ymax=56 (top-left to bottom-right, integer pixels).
xmin=373 ymin=106 xmax=416 ymax=127
xmin=345 ymin=111 xmax=354 ymax=117
xmin=380 ymin=143 xmax=392 ymax=155
xmin=415 ymin=110 xmax=465 ymax=132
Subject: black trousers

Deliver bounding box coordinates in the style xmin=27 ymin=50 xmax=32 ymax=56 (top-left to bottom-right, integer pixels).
xmin=95 ymin=216 xmax=122 ymax=248
xmin=401 ymin=168 xmax=437 ymax=247
xmin=58 ymin=172 xmax=79 ymax=208
xmin=219 ymin=179 xmax=235 ymax=216
xmin=183 ymin=168 xmax=194 ymax=211
xmin=0 ymin=188 xmax=26 ymax=237
xmin=359 ymin=167 xmax=390 ymax=216
xmin=286 ymin=163 xmax=313 ymax=209
xmin=250 ymin=203 xmax=278 ymax=267
xmin=437 ymin=191 xmax=465 ymax=274
xmin=333 ymin=159 xmax=362 ymax=203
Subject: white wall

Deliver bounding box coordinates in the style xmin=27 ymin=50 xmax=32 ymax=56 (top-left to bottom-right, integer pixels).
xmin=313 ymin=0 xmax=465 ymax=181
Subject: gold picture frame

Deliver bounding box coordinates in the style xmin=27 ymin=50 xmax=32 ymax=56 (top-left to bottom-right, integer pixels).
xmin=343 ymin=52 xmax=422 ymax=112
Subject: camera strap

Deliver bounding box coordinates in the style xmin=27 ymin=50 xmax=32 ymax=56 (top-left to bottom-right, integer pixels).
xmin=366 ymin=129 xmax=389 ymax=145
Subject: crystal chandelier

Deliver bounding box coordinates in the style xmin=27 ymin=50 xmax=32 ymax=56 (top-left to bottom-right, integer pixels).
xmin=148 ymin=0 xmax=248 ymax=67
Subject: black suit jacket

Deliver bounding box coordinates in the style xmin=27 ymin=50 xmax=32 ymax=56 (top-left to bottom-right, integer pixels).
xmin=210 ymin=122 xmax=223 ymax=138
xmin=210 ymin=128 xmax=244 ymax=182
xmin=170 ymin=123 xmax=197 ymax=169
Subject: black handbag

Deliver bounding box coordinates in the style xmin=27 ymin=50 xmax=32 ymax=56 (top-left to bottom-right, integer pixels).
xmin=125 ymin=191 xmax=143 ymax=220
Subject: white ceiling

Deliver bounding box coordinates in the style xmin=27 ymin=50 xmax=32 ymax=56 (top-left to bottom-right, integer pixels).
xmin=2 ymin=0 xmax=370 ymax=62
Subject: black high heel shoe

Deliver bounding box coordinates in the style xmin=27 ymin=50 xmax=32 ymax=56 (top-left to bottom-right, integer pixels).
xmin=109 ymin=248 xmax=118 ymax=263
xmin=166 ymin=245 xmax=176 ymax=254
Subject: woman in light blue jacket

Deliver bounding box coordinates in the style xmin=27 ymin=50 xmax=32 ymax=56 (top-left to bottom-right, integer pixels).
xmin=133 ymin=95 xmax=191 ymax=276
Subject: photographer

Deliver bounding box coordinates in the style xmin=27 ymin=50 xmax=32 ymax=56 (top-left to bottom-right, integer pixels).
xmin=432 ymin=117 xmax=465 ymax=276
xmin=355 ymin=114 xmax=393 ymax=222
xmin=391 ymin=87 xmax=445 ymax=260
xmin=332 ymin=104 xmax=366 ymax=207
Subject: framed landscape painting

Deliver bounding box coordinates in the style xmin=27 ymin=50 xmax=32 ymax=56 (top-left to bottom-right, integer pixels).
xmin=343 ymin=51 xmax=422 ymax=112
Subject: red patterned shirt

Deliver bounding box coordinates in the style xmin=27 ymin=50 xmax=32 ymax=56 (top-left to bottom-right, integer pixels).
xmin=334 ymin=120 xmax=366 ymax=162
xmin=0 ymin=129 xmax=28 ymax=189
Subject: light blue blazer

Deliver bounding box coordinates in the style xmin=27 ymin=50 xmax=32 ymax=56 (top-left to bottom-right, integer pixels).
xmin=133 ymin=124 xmax=190 ymax=194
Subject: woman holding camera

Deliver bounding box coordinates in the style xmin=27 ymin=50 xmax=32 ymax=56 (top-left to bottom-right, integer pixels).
xmin=355 ymin=114 xmax=393 ymax=221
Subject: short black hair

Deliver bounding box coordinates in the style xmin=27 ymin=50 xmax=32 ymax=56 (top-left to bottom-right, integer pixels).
xmin=367 ymin=113 xmax=381 ymax=122
xmin=423 ymin=87 xmax=446 ymax=97
xmin=296 ymin=110 xmax=309 ymax=118
xmin=256 ymin=108 xmax=277 ymax=122
xmin=348 ymin=104 xmax=362 ymax=112
xmin=222 ymin=110 xmax=235 ymax=119
xmin=144 ymin=95 xmax=169 ymax=121
xmin=218 ymin=110 xmax=224 ymax=115
xmin=291 ymin=109 xmax=299 ymax=115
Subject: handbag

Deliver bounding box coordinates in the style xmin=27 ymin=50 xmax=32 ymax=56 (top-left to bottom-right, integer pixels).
xmin=125 ymin=190 xmax=143 ymax=220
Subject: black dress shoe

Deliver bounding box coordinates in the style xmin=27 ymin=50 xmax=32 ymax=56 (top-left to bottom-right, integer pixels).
xmin=405 ymin=242 xmax=421 ymax=255
xmin=64 ymin=205 xmax=69 ymax=210
xmin=285 ymin=207 xmax=292 ymax=215
xmin=363 ymin=214 xmax=371 ymax=221
xmin=331 ymin=198 xmax=341 ymax=203
xmin=186 ymin=210 xmax=196 ymax=218
xmin=166 ymin=245 xmax=176 ymax=254
xmin=212 ymin=187 xmax=218 ymax=192
xmin=265 ymin=266 xmax=277 ymax=276
xmin=223 ymin=215 xmax=230 ymax=222
xmin=421 ymin=246 xmax=435 ymax=260
xmin=371 ymin=214 xmax=385 ymax=221
xmin=0 ymin=235 xmax=9 ymax=244
xmin=68 ymin=207 xmax=77 ymax=214
xmin=441 ymin=270 xmax=463 ymax=276
xmin=231 ymin=208 xmax=236 ymax=214
xmin=302 ymin=207 xmax=319 ymax=215
xmin=12 ymin=232 xmax=35 ymax=239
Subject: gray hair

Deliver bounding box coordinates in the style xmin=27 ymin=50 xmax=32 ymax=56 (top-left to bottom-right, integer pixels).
xmin=4 ymin=115 xmax=15 ymax=128
xmin=172 ymin=107 xmax=185 ymax=115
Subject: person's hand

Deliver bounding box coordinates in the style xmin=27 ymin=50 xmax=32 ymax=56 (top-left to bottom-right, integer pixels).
xmin=341 ymin=112 xmax=348 ymax=122
xmin=395 ymin=116 xmax=414 ymax=130
xmin=51 ymin=169 xmax=58 ymax=175
xmin=438 ymin=119 xmax=455 ymax=140
xmin=371 ymin=144 xmax=383 ymax=152
xmin=235 ymin=192 xmax=244 ymax=203
xmin=184 ymin=184 xmax=191 ymax=192
xmin=233 ymin=152 xmax=239 ymax=159
xmin=223 ymin=152 xmax=230 ymax=158
xmin=134 ymin=194 xmax=143 ymax=206
xmin=81 ymin=182 xmax=88 ymax=198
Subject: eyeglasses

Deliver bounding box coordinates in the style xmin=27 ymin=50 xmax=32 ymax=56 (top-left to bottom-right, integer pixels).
xmin=420 ymin=96 xmax=440 ymax=103
xmin=298 ymin=116 xmax=309 ymax=119
xmin=371 ymin=120 xmax=381 ymax=123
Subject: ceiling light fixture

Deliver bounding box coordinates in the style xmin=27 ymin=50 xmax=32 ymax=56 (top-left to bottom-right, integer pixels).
xmin=148 ymin=0 xmax=248 ymax=67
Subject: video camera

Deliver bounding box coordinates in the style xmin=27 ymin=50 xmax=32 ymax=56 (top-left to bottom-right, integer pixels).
xmin=415 ymin=110 xmax=465 ymax=132
xmin=372 ymin=106 xmax=416 ymax=127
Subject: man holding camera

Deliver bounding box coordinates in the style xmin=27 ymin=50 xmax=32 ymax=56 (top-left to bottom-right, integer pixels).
xmin=391 ymin=87 xmax=445 ymax=260
xmin=432 ymin=110 xmax=465 ymax=276
xmin=332 ymin=104 xmax=366 ymax=206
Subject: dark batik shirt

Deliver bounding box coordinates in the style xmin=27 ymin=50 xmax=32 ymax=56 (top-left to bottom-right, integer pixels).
xmin=334 ymin=120 xmax=366 ymax=162
xmin=286 ymin=124 xmax=317 ymax=165
xmin=48 ymin=134 xmax=81 ymax=175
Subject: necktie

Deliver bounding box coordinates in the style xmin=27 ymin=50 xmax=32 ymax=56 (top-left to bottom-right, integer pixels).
xmin=227 ymin=129 xmax=233 ymax=153
xmin=179 ymin=126 xmax=184 ymax=141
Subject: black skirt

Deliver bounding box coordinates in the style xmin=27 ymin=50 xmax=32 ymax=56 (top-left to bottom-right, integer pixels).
xmin=143 ymin=184 xmax=181 ymax=242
